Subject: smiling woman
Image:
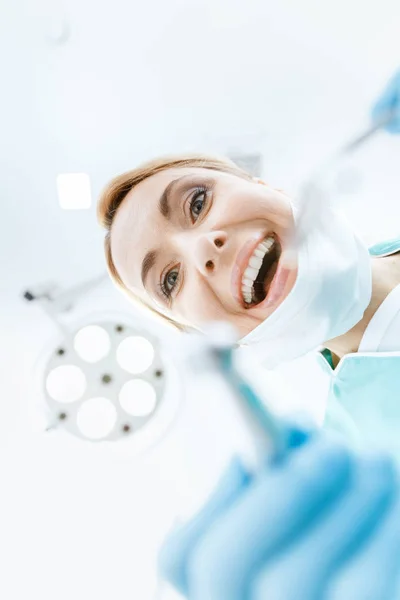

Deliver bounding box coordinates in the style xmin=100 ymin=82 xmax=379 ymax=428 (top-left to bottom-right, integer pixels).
xmin=97 ymin=154 xmax=297 ymax=338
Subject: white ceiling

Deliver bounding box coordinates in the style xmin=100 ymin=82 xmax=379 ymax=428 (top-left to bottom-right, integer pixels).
xmin=1 ymin=1 xmax=400 ymax=598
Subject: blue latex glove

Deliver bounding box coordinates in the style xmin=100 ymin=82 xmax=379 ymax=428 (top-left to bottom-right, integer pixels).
xmin=159 ymin=435 xmax=400 ymax=600
xmin=371 ymin=70 xmax=400 ymax=133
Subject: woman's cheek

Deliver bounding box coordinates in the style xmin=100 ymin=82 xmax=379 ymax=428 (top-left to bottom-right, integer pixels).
xmin=251 ymin=190 xmax=294 ymax=229
xmin=177 ymin=283 xmax=229 ymax=326
xmin=174 ymin=278 xmax=262 ymax=337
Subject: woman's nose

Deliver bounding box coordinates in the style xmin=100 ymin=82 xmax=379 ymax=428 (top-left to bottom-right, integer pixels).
xmin=193 ymin=231 xmax=228 ymax=276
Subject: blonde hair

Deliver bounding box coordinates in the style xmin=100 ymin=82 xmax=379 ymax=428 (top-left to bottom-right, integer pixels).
xmin=97 ymin=153 xmax=253 ymax=329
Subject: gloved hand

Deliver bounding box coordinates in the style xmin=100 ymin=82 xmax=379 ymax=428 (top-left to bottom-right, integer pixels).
xmin=158 ymin=435 xmax=400 ymax=600
xmin=371 ymin=70 xmax=400 ymax=133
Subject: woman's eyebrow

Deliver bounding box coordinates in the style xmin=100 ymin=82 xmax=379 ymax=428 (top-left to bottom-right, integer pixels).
xmin=141 ymin=249 xmax=157 ymax=288
xmin=158 ymin=174 xmax=195 ymax=219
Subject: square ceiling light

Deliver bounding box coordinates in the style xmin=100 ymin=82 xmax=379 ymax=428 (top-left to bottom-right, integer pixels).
xmin=57 ymin=173 xmax=92 ymax=210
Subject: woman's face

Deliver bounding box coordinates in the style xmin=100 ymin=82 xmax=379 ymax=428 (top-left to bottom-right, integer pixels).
xmin=111 ymin=167 xmax=297 ymax=337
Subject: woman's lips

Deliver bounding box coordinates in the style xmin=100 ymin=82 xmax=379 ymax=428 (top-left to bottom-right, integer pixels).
xmin=257 ymin=258 xmax=291 ymax=309
xmin=231 ymin=235 xmax=291 ymax=310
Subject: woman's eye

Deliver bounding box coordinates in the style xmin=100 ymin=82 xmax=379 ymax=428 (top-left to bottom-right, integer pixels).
xmin=167 ymin=270 xmax=178 ymax=288
xmin=162 ymin=268 xmax=179 ymax=297
xmin=189 ymin=188 xmax=207 ymax=222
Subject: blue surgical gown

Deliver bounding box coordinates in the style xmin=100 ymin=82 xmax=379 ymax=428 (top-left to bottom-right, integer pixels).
xmin=320 ymin=237 xmax=400 ymax=457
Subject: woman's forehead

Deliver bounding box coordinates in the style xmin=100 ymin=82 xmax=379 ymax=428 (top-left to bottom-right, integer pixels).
xmin=114 ymin=168 xmax=182 ymax=227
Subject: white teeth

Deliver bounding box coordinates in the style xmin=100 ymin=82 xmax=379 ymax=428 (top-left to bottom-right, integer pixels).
xmin=244 ymin=266 xmax=258 ymax=280
xmin=262 ymin=237 xmax=274 ymax=251
xmin=249 ymin=255 xmax=262 ymax=269
xmin=241 ymin=279 xmax=253 ymax=305
xmin=241 ymin=279 xmax=252 ymax=296
xmin=240 ymin=235 xmax=276 ymax=304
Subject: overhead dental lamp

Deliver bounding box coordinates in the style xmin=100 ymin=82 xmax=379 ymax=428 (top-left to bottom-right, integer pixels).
xmin=23 ymin=275 xmax=174 ymax=443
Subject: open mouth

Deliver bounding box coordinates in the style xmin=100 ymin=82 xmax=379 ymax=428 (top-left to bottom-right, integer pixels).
xmin=241 ymin=235 xmax=282 ymax=307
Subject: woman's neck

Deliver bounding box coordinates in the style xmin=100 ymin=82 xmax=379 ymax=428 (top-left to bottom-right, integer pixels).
xmin=326 ymin=253 xmax=400 ymax=361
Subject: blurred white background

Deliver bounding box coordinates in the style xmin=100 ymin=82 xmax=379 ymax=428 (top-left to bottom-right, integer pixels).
xmin=1 ymin=0 xmax=400 ymax=598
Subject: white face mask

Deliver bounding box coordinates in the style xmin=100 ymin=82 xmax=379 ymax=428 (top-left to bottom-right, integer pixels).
xmin=238 ymin=203 xmax=372 ymax=369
